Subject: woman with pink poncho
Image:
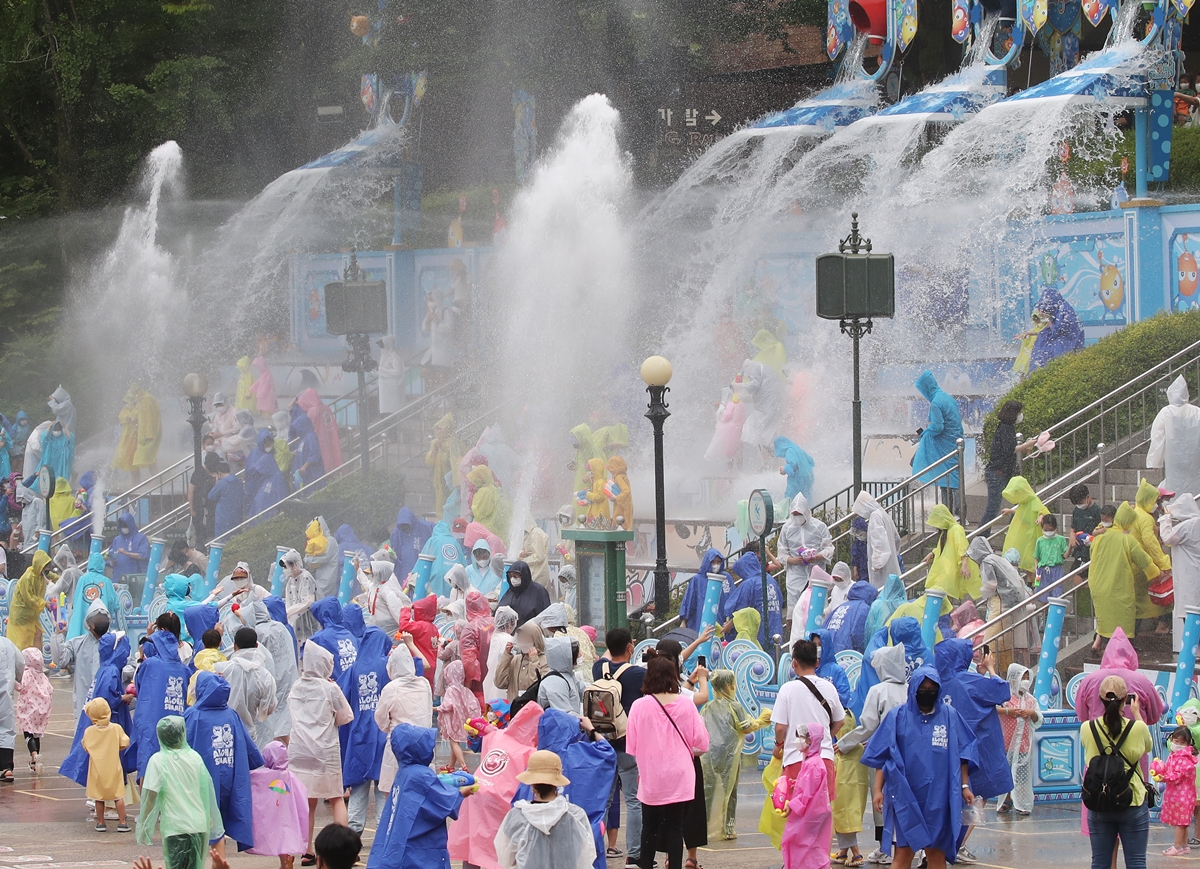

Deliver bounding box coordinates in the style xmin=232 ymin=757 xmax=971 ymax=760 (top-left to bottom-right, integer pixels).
xmin=248 ymin=741 xmax=309 ymax=869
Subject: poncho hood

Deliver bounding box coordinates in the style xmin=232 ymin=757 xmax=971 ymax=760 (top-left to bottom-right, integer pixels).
xmin=342 ymin=603 xmax=366 ymax=640
xmin=148 ymin=628 xmax=180 ymax=662
xmin=301 ymin=640 xmax=335 ymax=679
xmin=515 ymin=796 xmax=573 ymax=834
xmin=387 ymin=643 xmax=418 ymax=680
xmin=873 ymin=643 xmax=908 ymax=684
xmin=1115 ymin=502 xmax=1138 ymax=530
xmin=1136 ymin=478 xmax=1161 ymax=512
xmin=1002 ymin=476 xmax=1040 ymax=508
xmin=847 ymin=580 xmax=879 ymax=604
xmin=464 ymin=589 xmax=491 ymax=621
xmin=697 ymin=547 xmax=725 ymax=576
xmin=116 ymin=511 xmax=140 ymax=537
xmin=928 ymin=504 xmax=956 ymax=530
xmin=164 ymin=573 xmax=191 ymax=601
xmin=1169 ymin=495 xmax=1200 ymax=520
xmin=85 ymin=696 xmax=112 ymax=726
xmin=183 ymin=604 xmax=219 ymax=641
xmin=262 ymin=740 xmax=288 ymax=769
xmin=1169 ymin=374 xmax=1190 ymax=406
xmin=853 ymin=490 xmax=885 ymax=518
xmin=390 ymin=723 xmax=437 ymax=766
xmin=934 ymin=638 xmax=975 ymax=683
xmin=536 ymin=602 xmax=569 ymax=630
xmin=311 ymin=596 xmax=343 ymax=628
xmin=87 ymin=551 xmax=106 ymax=573
xmin=906 ymin=662 xmax=944 ymax=714
xmin=733 ymin=608 xmax=761 ymax=642
xmin=1100 ymin=627 xmax=1140 ymax=670
xmin=966 ymin=536 xmax=992 ymax=563
xmin=787 ymin=493 xmax=812 ymax=523
xmin=915 ymin=370 xmax=940 ymax=401
xmin=359 ymin=626 xmax=392 ymax=661
xmin=544 ymin=637 xmax=575 ymax=674
xmin=413 ymin=594 xmax=438 ymax=622
xmin=731 ymin=551 xmax=762 ymax=580
xmin=53 ymin=544 xmax=76 ymax=571
xmin=193 ymin=670 xmax=231 ymax=709
xmin=801 ymin=721 xmax=825 ymax=757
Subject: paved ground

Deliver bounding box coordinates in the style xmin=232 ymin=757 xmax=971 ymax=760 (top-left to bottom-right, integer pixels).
xmin=0 ymin=677 xmax=1189 ymax=869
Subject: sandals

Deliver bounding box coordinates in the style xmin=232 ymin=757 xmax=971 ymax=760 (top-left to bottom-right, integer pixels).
xmin=0 ymin=770 xmax=13 ymax=783
xmin=301 ymin=855 xmax=317 ymax=866
xmin=847 ymin=856 xmax=867 ymax=867
xmin=605 ymin=848 xmax=624 ymax=858
xmin=831 ymin=853 xmax=849 ymax=865
xmin=685 ymin=861 xmax=702 ymax=869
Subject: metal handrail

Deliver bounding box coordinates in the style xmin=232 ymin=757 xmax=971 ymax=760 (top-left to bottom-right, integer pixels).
xmin=960 ymin=560 xmax=1090 ymax=646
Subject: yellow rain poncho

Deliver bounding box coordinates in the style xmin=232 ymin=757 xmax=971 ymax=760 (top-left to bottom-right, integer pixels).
xmin=1131 ymin=478 xmax=1172 ymax=619
xmin=187 ymin=648 xmax=227 ymax=706
xmin=751 ymin=329 xmax=787 ymax=374
xmin=426 ymin=413 xmax=465 ymax=520
xmin=703 ymin=670 xmax=770 ymax=840
xmin=832 ymin=710 xmax=870 ymax=839
xmin=305 ymin=518 xmax=328 ymax=560
xmin=569 ymin=424 xmax=604 ymax=495
xmin=132 ymin=386 xmax=162 ymax=469
xmin=581 ymin=458 xmax=610 ymax=524
xmin=887 ymin=595 xmax=949 ymax=643
xmin=6 ymin=550 xmax=50 ymax=651
xmin=235 ymin=356 xmax=254 ymax=411
xmin=1001 ymin=476 xmax=1048 ymax=572
xmin=1089 ymin=502 xmax=1161 ymax=638
xmin=112 ymin=385 xmax=139 ymax=472
xmin=48 ymin=477 xmax=77 ymax=532
xmin=468 ymin=464 xmax=512 ymax=541
xmin=925 ymin=505 xmax=980 ymax=599
xmin=606 ymin=455 xmax=633 ymax=530
xmin=732 ymin=607 xmax=763 ymax=648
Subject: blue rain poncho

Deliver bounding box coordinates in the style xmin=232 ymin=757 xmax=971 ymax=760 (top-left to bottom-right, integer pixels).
xmin=182 ymin=604 xmax=220 ymax=673
xmin=417 ymin=520 xmax=467 ymax=597
xmin=911 ymin=371 xmax=964 ymax=488
xmin=245 ymin=429 xmax=285 ymax=520
xmin=811 ymin=628 xmax=853 ymax=707
xmin=38 ymin=422 xmax=75 ymax=482
xmin=679 ymin=548 xmax=729 ymax=631
xmin=861 ymin=663 xmax=978 ymax=858
xmin=290 ymin=414 xmax=324 ymax=486
xmin=721 ymin=552 xmax=784 ymax=648
xmin=110 ymin=511 xmax=150 ymax=584
xmin=773 ymin=437 xmax=815 ymax=502
xmin=340 ymin=627 xmax=391 ymax=788
xmin=308 ymin=596 xmax=359 ymax=679
xmin=60 ymin=632 xmax=136 ymax=785
xmin=512 ymin=709 xmax=616 ymax=869
xmin=66 ymin=553 xmax=122 ymax=640
xmin=822 ymin=580 xmax=879 ymax=655
xmin=343 ymin=603 xmax=366 ymax=644
xmin=850 ymin=617 xmax=929 ymax=719
xmin=368 ymin=724 xmax=464 ymax=869
xmin=464 ymin=539 xmax=505 ymax=597
xmin=864 ymin=572 xmax=906 ymax=643
xmin=163 ymin=574 xmax=196 ymax=641
xmin=933 ymin=639 xmax=1013 ymax=800
xmin=390 ymin=507 xmax=434 ymax=580
xmin=134 ymin=629 xmax=189 ymax=779
xmin=184 ymin=671 xmax=264 ymax=849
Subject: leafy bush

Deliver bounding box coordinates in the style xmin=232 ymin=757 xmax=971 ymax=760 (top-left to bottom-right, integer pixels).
xmin=219 ymin=470 xmax=406 ymax=584
xmin=981 ymin=310 xmax=1200 ymax=466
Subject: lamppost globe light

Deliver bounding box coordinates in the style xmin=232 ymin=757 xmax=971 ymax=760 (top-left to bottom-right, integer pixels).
xmin=183 ymin=373 xmax=209 ymax=399
xmin=640 ymin=356 xmax=672 ymax=388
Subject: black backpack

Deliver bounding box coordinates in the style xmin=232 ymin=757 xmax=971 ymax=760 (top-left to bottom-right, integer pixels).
xmin=510 ymin=671 xmax=571 ymax=718
xmin=1081 ymin=720 xmax=1139 ymax=812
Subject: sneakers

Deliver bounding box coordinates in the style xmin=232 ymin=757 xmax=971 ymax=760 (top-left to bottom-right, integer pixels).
xmin=1015 ymin=809 xmax=1031 ymax=817
xmin=956 ymin=848 xmax=978 ymax=864
xmin=866 ymin=850 xmax=891 ymax=865
xmin=913 ymin=850 xmax=928 ymax=868
xmin=117 ymin=823 xmax=131 ymax=833
xmin=1163 ymin=846 xmax=1192 ymax=857
xmin=1189 ymin=838 xmax=1200 ymax=847
xmin=94 ymin=823 xmax=107 ymax=832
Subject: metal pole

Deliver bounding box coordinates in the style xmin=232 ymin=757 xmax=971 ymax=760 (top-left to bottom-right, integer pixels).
xmin=760 ymin=535 xmax=770 ymax=646
xmin=1134 ymin=108 xmax=1149 ymax=199
xmin=357 ymin=366 xmax=370 ymax=474
xmin=646 ymin=384 xmax=671 ymax=618
xmin=841 ymin=317 xmax=872 ymax=498
xmin=1097 ymin=442 xmax=1107 ymax=505
xmin=187 ymin=394 xmax=205 ymax=505
xmin=956 ymin=437 xmax=967 ymax=525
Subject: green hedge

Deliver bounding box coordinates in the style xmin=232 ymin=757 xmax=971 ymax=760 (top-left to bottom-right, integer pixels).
xmin=981 ymin=310 xmax=1200 ymax=465
xmin=218 ymin=469 xmax=406 ymax=584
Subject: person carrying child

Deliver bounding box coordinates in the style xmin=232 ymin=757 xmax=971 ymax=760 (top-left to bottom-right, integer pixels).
xmin=1153 ymin=726 xmax=1200 ymax=856
xmin=136 ymin=715 xmax=224 ymax=869
xmin=495 ymin=748 xmax=597 ymax=869
xmin=779 ymin=722 xmax=833 ymax=869
xmin=15 ymin=646 xmax=52 ymax=775
xmin=81 ymin=696 xmax=132 ymax=832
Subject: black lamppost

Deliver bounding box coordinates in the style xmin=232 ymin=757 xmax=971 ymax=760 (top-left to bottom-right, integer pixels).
xmin=336 ymin=251 xmax=379 ymax=474
xmin=641 ymin=355 xmax=672 ymax=618
xmin=183 ymin=372 xmax=208 ymax=483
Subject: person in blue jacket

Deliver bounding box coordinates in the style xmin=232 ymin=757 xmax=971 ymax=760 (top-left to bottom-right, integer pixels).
xmin=810 ymin=627 xmax=853 ymax=708
xmin=823 ymin=580 xmax=880 ymax=655
xmin=207 ymin=463 xmax=245 ymax=540
xmin=911 ymin=371 xmax=964 ymax=512
xmin=720 ymin=551 xmax=783 ymax=649
xmin=66 ymin=552 xmax=122 ymax=639
xmin=185 ymin=671 xmax=264 ymax=855
xmin=390 ymin=507 xmax=434 ymax=581
xmin=291 ymin=414 xmax=324 ymax=488
xmin=132 ymin=628 xmax=188 ymax=780
xmin=418 ymin=520 xmax=467 ymax=597
xmin=244 ymin=430 xmax=285 ymax=522
xmin=679 ymin=548 xmax=730 ymax=631
xmin=109 ymin=512 xmax=149 ymax=585
xmin=850 ymin=616 xmax=929 ymax=719
xmin=367 ymin=724 xmax=465 ymax=869
xmin=342 ymin=603 xmax=367 ymax=646
xmin=864 ymin=573 xmax=907 ymax=644
xmin=60 ymin=631 xmax=136 ymax=785
xmin=774 ymin=436 xmax=816 ymax=502
xmin=309 ymin=596 xmax=359 ymax=679
xmin=341 ymin=626 xmax=392 ymax=832
xmin=512 ymin=708 xmax=617 ymax=869
xmin=861 ymin=663 xmax=978 ymax=869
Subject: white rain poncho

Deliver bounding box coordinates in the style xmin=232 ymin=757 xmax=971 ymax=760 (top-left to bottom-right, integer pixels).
xmin=735 ymin=360 xmax=786 ymax=447
xmin=374 ymin=644 xmax=433 ymax=792
xmin=364 ymin=561 xmax=410 ymax=637
xmin=246 ymin=602 xmax=297 ymax=746
xmin=281 ymin=549 xmax=319 ymax=644
xmin=213 ymin=646 xmax=278 ymax=737
xmin=1149 ymin=376 xmax=1200 ymax=497
xmin=306 ymin=516 xmax=342 ymax=600
xmin=0 ymin=637 xmax=23 ymax=751
xmin=494 ymin=797 xmax=596 ymax=869
xmin=287 ymin=641 xmax=354 ymax=798
xmin=137 ymin=715 xmax=224 ymax=869
xmin=1160 ymin=494 xmax=1200 ymax=652
xmin=58 ymin=600 xmax=107 ymax=719
xmin=998 ymin=664 xmax=1042 ymax=814
xmin=777 ymin=493 xmax=835 ymax=601
xmin=485 ymin=606 xmax=519 ymax=703
xmin=852 ymin=491 xmax=902 ymax=590
xmin=701 ymin=670 xmax=770 ymax=839
xmin=966 ymin=536 xmax=1039 ymax=650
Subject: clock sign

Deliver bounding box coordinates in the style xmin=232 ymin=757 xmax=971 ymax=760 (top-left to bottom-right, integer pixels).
xmin=748 ymin=488 xmax=774 ymax=538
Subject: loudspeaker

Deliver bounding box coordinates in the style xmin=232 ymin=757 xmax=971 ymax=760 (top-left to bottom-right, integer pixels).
xmin=324 ymin=280 xmax=387 ymax=335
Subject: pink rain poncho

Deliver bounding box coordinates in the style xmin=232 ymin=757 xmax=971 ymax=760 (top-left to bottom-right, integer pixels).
xmin=448 ymin=701 xmax=543 ymax=869
xmin=248 ymin=357 xmax=277 ymax=415
xmin=247 ymin=741 xmax=310 ymax=857
xmin=295 ymin=389 xmax=343 ymax=473
xmin=781 ymin=722 xmax=832 ymax=869
xmin=16 ymin=646 xmax=53 ymax=735
xmin=438 ymin=659 xmax=481 ymax=743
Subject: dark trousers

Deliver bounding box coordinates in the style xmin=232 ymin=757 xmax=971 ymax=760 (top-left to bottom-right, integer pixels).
xmin=0 ymin=747 xmax=12 ymax=773
xmin=24 ymin=733 xmax=40 ymax=755
xmin=640 ymin=800 xmax=688 ymax=869
xmin=979 ymin=468 xmax=1008 ymax=528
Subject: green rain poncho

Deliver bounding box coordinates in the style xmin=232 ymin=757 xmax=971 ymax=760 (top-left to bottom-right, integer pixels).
xmin=732 ymin=608 xmax=763 ymax=649
xmin=468 ymin=464 xmax=512 ymax=542
xmin=926 ymin=505 xmax=980 ymax=599
xmin=136 ymin=715 xmax=224 ymax=869
xmin=702 ymin=670 xmax=770 ymax=840
xmin=1001 ymin=476 xmax=1048 ymax=573
xmin=569 ymin=424 xmax=604 ymax=495
xmin=1089 ymin=502 xmax=1160 ymax=638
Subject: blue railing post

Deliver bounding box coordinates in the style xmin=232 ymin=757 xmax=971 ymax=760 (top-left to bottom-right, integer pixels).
xmin=412 ymin=553 xmax=435 ymax=599
xmin=37 ymin=530 xmax=52 ymax=555
xmin=269 ymin=546 xmax=289 ymax=597
xmin=698 ymin=572 xmax=727 ymax=660
xmin=338 ymin=553 xmax=356 ymax=605
xmin=204 ymin=543 xmax=224 ymax=596
xmin=142 ymin=537 xmax=166 ymax=610
xmin=804 ymin=577 xmax=833 ymax=639
xmin=1169 ymin=606 xmax=1200 ymax=714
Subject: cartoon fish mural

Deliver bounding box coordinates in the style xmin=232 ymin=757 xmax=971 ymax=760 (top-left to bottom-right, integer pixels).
xmin=1082 ymin=0 xmax=1107 ymax=26
xmin=952 ymin=0 xmax=970 ymax=41
xmin=898 ymin=0 xmax=918 ymax=50
xmin=1040 ymin=252 xmax=1064 ymax=286
xmin=1179 ymin=236 xmax=1199 ymax=297
xmin=1098 ymin=250 xmax=1124 ymax=316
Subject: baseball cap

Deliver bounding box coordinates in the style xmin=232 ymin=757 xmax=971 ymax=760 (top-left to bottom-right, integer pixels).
xmin=1100 ymin=675 xmax=1128 ymax=700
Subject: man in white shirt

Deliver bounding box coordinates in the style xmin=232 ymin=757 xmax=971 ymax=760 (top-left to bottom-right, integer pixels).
xmin=772 ymin=638 xmax=845 ymax=800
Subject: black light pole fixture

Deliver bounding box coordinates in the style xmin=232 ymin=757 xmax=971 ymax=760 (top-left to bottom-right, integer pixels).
xmin=641 ymin=355 xmax=673 ymax=618
xmin=183 ymin=372 xmax=209 ymax=480
xmin=816 ymin=213 xmax=895 ymax=496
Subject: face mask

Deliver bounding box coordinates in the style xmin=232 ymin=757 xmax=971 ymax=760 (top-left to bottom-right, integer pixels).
xmin=1017 ymin=412 xmax=1025 ymax=423
xmin=91 ymin=616 xmax=111 ymax=636
xmin=916 ymin=688 xmax=939 ymax=711
xmin=853 ymin=530 xmax=867 ymax=540
xmin=204 ymin=445 xmax=216 ymax=453
xmin=791 ymin=513 xmax=806 ymax=525
xmin=1043 ymin=530 xmax=1055 ymax=538
xmin=474 ymin=554 xmax=489 ymax=567
xmin=1018 ymin=679 xmax=1031 ymax=694
xmin=509 ymin=576 xmax=523 ymax=588
xmin=515 ymin=642 xmax=531 ymax=655
xmin=1101 ymin=521 xmax=1113 ymax=528
xmin=453 ymin=534 xmax=465 ymax=543
xmin=1171 ymin=741 xmax=1189 ymax=753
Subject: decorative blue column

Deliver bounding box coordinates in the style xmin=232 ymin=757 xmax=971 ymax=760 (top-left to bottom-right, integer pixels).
xmin=338 ymin=553 xmax=356 ymax=605
xmin=1169 ymin=606 xmax=1200 ymax=714
xmin=269 ymin=546 xmax=289 ymax=596
xmin=1135 ymin=108 xmax=1149 ymax=199
xmin=804 ymin=577 xmax=833 ymax=640
xmin=699 ymin=572 xmax=727 ymax=660
xmin=1033 ymin=596 xmax=1068 ymax=710
xmin=411 ymin=553 xmax=436 ymax=599
xmin=37 ymin=530 xmax=52 ymax=555
xmin=204 ymin=543 xmax=224 ymax=596
xmin=141 ymin=538 xmax=166 ymax=610
xmin=921 ymin=589 xmax=947 ymax=650
xmin=90 ymin=536 xmax=104 ymax=559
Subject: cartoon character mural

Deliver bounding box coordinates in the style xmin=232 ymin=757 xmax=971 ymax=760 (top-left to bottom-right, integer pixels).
xmin=1171 ymin=233 xmax=1200 ymax=311
xmin=1020 ymin=0 xmax=1049 ymax=35
xmin=1097 ymin=251 xmax=1124 ymax=320
xmin=897 ymin=0 xmax=919 ymax=50
xmin=952 ymin=0 xmax=970 ymax=41
xmin=1027 ymin=239 xmax=1127 ymax=331
xmin=827 ymin=0 xmax=854 ymax=59
xmin=1038 ymin=0 xmax=1082 ymax=76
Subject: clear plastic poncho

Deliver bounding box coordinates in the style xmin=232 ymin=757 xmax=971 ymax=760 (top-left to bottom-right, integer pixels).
xmin=701 ymin=670 xmax=769 ymax=839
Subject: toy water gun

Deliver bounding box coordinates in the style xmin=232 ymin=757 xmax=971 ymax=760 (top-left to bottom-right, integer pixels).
xmin=604 ymin=480 xmax=621 ymax=500
xmin=438 ymin=770 xmax=477 ymax=789
xmin=1150 ymin=758 xmax=1166 ymax=782
xmin=1075 ymin=532 xmax=1093 ymax=547
xmin=771 ymin=775 xmax=791 ymax=815
xmin=57 ymin=593 xmax=67 ymax=632
xmin=798 ymin=548 xmax=820 ymax=565
xmin=464 ymin=717 xmax=492 ymax=753
xmin=575 ymin=491 xmax=590 ymax=507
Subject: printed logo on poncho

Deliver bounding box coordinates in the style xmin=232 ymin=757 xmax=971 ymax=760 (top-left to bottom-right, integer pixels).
xmin=211 ymin=724 xmax=235 ymax=766
xmin=480 ymin=748 xmax=509 ymax=776
xmin=441 ymin=543 xmax=459 ymax=562
xmin=357 ymin=672 xmax=379 ymax=711
xmin=337 ymin=638 xmax=358 ymax=672
xmin=826 ymin=606 xmax=848 ymax=632
xmin=82 ymin=583 xmax=101 ymax=603
xmin=164 ymin=675 xmax=184 ymax=714
xmin=932 ymin=723 xmax=948 ymax=749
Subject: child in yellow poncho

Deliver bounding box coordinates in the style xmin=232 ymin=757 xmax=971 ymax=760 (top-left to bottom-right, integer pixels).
xmin=923 ymin=505 xmax=980 ymax=599
xmin=1131 ymin=478 xmax=1173 ymax=625
xmin=832 ymin=710 xmax=871 ymax=865
xmin=1001 ymin=476 xmax=1048 ymax=573
xmin=579 ymin=458 xmax=610 ymax=525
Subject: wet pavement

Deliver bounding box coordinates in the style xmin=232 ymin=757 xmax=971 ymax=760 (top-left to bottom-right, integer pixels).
xmin=0 ymin=677 xmax=1191 ymax=868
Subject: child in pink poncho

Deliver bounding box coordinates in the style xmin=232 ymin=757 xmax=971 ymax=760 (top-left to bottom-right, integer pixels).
xmin=439 ymin=659 xmax=481 ymax=770
xmin=15 ymin=646 xmax=53 ymax=774
xmin=1152 ymin=726 xmax=1199 ymax=856
xmin=781 ymin=722 xmax=832 ymax=869
xmin=248 ymin=740 xmax=310 ymax=868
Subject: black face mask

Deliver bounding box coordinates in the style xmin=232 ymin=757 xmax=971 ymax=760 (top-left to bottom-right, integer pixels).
xmin=916 ymin=688 xmax=939 ymax=711
xmin=90 ymin=616 xmax=111 ymax=637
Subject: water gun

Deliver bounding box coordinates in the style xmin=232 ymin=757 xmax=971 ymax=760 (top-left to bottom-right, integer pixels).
xmin=575 ymin=490 xmax=589 ymax=507
xmin=1150 ymin=758 xmax=1166 ymax=782
xmin=464 ymin=717 xmax=493 ymax=753
xmin=438 ymin=770 xmax=477 ymax=791
xmin=604 ymin=480 xmax=621 ymax=500
xmin=798 ymin=548 xmax=820 ymax=565
xmin=771 ymin=775 xmax=791 ymax=815
xmin=1075 ymin=532 xmax=1093 ymax=547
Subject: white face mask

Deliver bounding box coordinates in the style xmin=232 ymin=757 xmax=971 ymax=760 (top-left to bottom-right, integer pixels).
xmin=1017 ymin=412 xmax=1025 ymax=423
xmin=1018 ymin=679 xmax=1031 ymax=694
xmin=474 ymin=553 xmax=489 ymax=567
xmin=791 ymin=513 xmax=806 ymax=525
xmin=1170 ymin=741 xmax=1189 ymax=753
xmin=1101 ymin=521 xmax=1113 ymax=528
xmin=1043 ymin=530 xmax=1056 ymax=538
xmin=453 ymin=534 xmax=465 ymax=543
xmin=509 ymin=576 xmax=523 ymax=588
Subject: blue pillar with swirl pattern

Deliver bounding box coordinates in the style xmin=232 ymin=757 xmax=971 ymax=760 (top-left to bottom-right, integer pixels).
xmin=141 ymin=537 xmax=166 ymax=610
xmin=1169 ymin=606 xmax=1200 ymax=714
xmin=699 ymin=572 xmax=726 ymax=661
xmin=921 ymin=589 xmax=946 ymax=650
xmin=1033 ymin=596 xmax=1068 ymax=710
xmin=270 ymin=546 xmax=289 ymax=596
xmin=38 ymin=530 xmax=52 ymax=555
xmin=804 ymin=577 xmax=833 ymax=640
xmin=203 ymin=543 xmax=224 ymax=596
